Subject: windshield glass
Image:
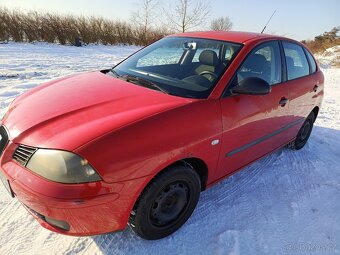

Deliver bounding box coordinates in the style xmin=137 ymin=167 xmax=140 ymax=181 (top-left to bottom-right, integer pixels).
xmin=112 ymin=37 xmax=242 ymax=99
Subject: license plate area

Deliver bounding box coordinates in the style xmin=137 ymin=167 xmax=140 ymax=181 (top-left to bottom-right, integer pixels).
xmin=0 ymin=170 xmax=14 ymax=198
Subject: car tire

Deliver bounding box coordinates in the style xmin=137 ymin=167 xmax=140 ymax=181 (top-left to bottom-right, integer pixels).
xmin=291 ymin=111 xmax=315 ymax=150
xmin=128 ymin=163 xmax=201 ymax=240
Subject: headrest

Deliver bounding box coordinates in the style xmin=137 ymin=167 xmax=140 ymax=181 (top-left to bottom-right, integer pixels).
xmin=199 ymin=50 xmax=218 ymax=66
xmin=286 ymin=56 xmax=295 ymax=68
xmin=244 ymin=54 xmax=268 ymax=72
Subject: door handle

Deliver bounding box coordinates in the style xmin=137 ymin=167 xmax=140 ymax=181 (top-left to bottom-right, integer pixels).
xmin=313 ymin=85 xmax=319 ymax=92
xmin=279 ymin=97 xmax=289 ymax=107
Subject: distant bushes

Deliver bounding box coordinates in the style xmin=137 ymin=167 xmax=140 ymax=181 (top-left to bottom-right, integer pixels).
xmin=302 ymin=27 xmax=340 ymax=53
xmin=1 ymin=7 xmax=338 ymax=51
xmin=0 ymin=8 xmax=169 ymax=46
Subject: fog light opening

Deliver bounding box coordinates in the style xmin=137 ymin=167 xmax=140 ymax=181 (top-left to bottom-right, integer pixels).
xmin=24 ymin=204 xmax=70 ymax=231
xmin=45 ymin=217 xmax=70 ymax=231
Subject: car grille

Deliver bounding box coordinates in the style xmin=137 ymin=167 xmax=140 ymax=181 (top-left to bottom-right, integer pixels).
xmin=13 ymin=145 xmax=37 ymax=166
xmin=0 ymin=126 xmax=9 ymax=157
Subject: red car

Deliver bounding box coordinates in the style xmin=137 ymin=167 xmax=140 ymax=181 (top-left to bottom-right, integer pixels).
xmin=0 ymin=31 xmax=323 ymax=240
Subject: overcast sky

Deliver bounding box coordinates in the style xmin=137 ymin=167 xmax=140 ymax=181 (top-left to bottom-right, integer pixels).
xmin=0 ymin=0 xmax=339 ymax=41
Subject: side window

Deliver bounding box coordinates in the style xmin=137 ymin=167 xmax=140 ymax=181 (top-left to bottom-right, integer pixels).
xmin=223 ymin=45 xmax=238 ymax=61
xmin=233 ymin=41 xmax=282 ymax=86
xmin=304 ymin=48 xmax=317 ymax=73
xmin=282 ymin=42 xmax=310 ymax=80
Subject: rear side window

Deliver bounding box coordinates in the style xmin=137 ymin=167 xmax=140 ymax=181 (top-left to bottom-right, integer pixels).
xmin=282 ymin=42 xmax=310 ymax=80
xmin=304 ymin=49 xmax=317 ymax=73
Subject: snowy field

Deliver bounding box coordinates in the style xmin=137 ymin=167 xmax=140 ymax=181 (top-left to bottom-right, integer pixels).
xmin=0 ymin=43 xmax=339 ymax=255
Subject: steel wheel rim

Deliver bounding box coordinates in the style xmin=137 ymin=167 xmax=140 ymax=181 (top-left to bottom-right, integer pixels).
xmin=150 ymin=182 xmax=189 ymax=227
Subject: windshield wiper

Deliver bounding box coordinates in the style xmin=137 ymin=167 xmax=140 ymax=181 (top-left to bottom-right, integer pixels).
xmin=120 ymin=75 xmax=169 ymax=94
xmin=108 ymin=70 xmax=169 ymax=94
xmin=108 ymin=69 xmax=121 ymax=77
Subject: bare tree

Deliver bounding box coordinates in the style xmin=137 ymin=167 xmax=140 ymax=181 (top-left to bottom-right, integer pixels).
xmin=164 ymin=0 xmax=211 ymax=33
xmin=131 ymin=0 xmax=158 ymax=44
xmin=210 ymin=17 xmax=233 ymax=31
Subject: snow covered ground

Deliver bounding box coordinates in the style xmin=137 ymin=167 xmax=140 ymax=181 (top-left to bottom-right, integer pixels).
xmin=315 ymin=45 xmax=340 ymax=69
xmin=0 ymin=42 xmax=339 ymax=255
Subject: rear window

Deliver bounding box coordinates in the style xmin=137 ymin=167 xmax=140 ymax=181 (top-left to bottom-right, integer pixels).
xmin=304 ymin=49 xmax=317 ymax=73
xmin=282 ymin=42 xmax=310 ymax=80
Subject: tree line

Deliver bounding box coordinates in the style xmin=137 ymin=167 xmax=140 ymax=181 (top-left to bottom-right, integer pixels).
xmin=0 ymin=8 xmax=167 ymax=45
xmin=302 ymin=27 xmax=340 ymax=53
xmin=0 ymin=0 xmax=233 ymax=46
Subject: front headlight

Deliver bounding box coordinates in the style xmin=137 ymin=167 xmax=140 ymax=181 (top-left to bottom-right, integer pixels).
xmin=26 ymin=149 xmax=102 ymax=184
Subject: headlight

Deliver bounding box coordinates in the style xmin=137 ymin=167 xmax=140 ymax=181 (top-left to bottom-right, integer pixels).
xmin=26 ymin=149 xmax=102 ymax=183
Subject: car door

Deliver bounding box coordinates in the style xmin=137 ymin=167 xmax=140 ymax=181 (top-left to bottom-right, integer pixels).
xmin=281 ymin=41 xmax=322 ymax=137
xmin=215 ymin=41 xmax=291 ymax=180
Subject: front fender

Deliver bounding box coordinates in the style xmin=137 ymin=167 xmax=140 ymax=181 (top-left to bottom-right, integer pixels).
xmin=75 ymin=99 xmax=222 ymax=184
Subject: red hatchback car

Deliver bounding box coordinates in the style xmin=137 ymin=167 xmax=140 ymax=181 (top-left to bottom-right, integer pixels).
xmin=0 ymin=31 xmax=323 ymax=239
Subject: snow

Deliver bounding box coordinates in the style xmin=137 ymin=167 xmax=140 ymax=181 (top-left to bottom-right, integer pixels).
xmin=0 ymin=42 xmax=140 ymax=118
xmin=0 ymin=43 xmax=339 ymax=255
xmin=315 ymin=45 xmax=340 ymax=68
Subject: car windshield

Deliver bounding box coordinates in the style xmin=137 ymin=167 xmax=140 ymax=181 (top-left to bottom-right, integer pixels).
xmin=111 ymin=37 xmax=242 ymax=99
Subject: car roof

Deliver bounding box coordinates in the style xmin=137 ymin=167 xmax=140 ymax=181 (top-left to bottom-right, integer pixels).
xmin=169 ymin=31 xmax=287 ymax=44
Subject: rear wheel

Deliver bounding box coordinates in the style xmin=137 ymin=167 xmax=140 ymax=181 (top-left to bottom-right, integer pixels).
xmin=291 ymin=111 xmax=315 ymax=150
xmin=129 ymin=164 xmax=201 ymax=240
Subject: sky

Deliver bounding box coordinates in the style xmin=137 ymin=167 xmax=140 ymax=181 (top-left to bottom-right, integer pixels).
xmin=0 ymin=0 xmax=339 ymax=41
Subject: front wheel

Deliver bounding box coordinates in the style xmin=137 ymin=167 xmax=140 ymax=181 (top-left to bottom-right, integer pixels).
xmin=291 ymin=111 xmax=315 ymax=150
xmin=128 ymin=164 xmax=201 ymax=240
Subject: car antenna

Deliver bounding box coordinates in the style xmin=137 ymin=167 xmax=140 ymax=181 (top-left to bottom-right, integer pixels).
xmin=261 ymin=10 xmax=276 ymax=33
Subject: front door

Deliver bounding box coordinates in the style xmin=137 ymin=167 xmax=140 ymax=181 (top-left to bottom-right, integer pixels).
xmin=216 ymin=41 xmax=291 ymax=180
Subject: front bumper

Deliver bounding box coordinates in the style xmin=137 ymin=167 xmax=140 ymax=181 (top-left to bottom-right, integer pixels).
xmin=0 ymin=141 xmax=149 ymax=236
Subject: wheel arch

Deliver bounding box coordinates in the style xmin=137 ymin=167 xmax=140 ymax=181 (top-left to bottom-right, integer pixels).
xmin=125 ymin=156 xmax=210 ymax=231
xmin=179 ymin=157 xmax=209 ymax=191
xmin=144 ymin=157 xmax=209 ymax=193
xmin=130 ymin=157 xmax=209 ymax=211
xmin=157 ymin=157 xmax=209 ymax=191
xmin=312 ymin=106 xmax=319 ymax=122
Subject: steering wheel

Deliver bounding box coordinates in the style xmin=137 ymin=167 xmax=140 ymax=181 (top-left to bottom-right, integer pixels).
xmin=199 ymin=71 xmax=218 ymax=80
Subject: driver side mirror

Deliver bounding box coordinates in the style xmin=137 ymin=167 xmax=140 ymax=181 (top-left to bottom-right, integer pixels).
xmin=231 ymin=77 xmax=271 ymax=95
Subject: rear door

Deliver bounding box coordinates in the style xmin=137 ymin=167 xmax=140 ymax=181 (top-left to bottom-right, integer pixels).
xmin=216 ymin=41 xmax=291 ymax=180
xmin=281 ymin=41 xmax=321 ymax=138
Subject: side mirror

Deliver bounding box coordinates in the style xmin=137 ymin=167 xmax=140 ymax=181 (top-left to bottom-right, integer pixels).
xmin=231 ymin=77 xmax=271 ymax=95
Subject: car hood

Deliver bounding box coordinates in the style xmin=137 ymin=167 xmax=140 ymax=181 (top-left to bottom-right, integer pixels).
xmin=3 ymin=71 xmax=193 ymax=150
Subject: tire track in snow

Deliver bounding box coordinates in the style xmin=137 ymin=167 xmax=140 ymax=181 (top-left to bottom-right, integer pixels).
xmin=191 ymin=152 xmax=279 ymax=222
